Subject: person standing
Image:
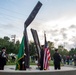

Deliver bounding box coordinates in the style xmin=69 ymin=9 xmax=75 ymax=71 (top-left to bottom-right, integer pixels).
xmin=69 ymin=55 xmax=73 ymax=65
xmin=53 ymin=49 xmax=61 ymax=70
xmin=73 ymin=54 xmax=76 ymax=66
xmin=66 ymin=55 xmax=70 ymax=65
xmin=0 ymin=47 xmax=7 ymax=70
xmin=19 ymin=53 xmax=26 ymax=70
xmin=63 ymin=55 xmax=66 ymax=64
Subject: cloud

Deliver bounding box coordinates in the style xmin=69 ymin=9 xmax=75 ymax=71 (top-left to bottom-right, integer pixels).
xmin=30 ymin=21 xmax=42 ymax=31
xmin=60 ymin=28 xmax=67 ymax=33
xmin=69 ymin=36 xmax=76 ymax=43
xmin=69 ymin=24 xmax=76 ymax=29
xmin=59 ymin=28 xmax=67 ymax=39
xmin=45 ymin=29 xmax=59 ymax=36
xmin=28 ymin=17 xmax=76 ymax=50
xmin=0 ymin=23 xmax=15 ymax=29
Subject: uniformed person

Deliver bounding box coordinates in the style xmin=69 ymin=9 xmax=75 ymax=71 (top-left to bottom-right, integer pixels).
xmin=20 ymin=53 xmax=26 ymax=70
xmin=53 ymin=49 xmax=61 ymax=70
xmin=0 ymin=47 xmax=7 ymax=70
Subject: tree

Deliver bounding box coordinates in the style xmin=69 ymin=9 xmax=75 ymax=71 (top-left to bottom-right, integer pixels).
xmin=15 ymin=40 xmax=20 ymax=54
xmin=58 ymin=45 xmax=69 ymax=56
xmin=69 ymin=48 xmax=75 ymax=56
xmin=74 ymin=48 xmax=76 ymax=54
xmin=0 ymin=36 xmax=20 ymax=54
xmin=4 ymin=36 xmax=10 ymax=41
xmin=58 ymin=45 xmax=64 ymax=56
xmin=29 ymin=41 xmax=36 ymax=56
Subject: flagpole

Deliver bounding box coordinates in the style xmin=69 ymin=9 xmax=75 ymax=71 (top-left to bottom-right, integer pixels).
xmin=44 ymin=31 xmax=46 ymax=47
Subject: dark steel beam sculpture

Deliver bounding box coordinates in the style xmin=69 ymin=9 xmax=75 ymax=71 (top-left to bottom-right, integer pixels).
xmin=24 ymin=1 xmax=42 ymax=68
xmin=31 ymin=28 xmax=41 ymax=67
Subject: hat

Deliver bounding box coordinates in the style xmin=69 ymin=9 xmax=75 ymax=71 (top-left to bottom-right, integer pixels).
xmin=55 ymin=49 xmax=58 ymax=51
xmin=2 ymin=47 xmax=6 ymax=49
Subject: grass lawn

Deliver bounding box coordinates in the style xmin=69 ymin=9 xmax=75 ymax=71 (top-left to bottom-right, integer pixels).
xmin=6 ymin=59 xmax=64 ymax=67
xmin=6 ymin=60 xmax=54 ymax=66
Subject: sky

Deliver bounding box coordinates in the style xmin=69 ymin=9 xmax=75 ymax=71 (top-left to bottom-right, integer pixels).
xmin=0 ymin=0 xmax=76 ymax=50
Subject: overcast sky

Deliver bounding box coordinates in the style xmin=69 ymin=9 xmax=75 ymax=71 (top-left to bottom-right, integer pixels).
xmin=0 ymin=0 xmax=76 ymax=50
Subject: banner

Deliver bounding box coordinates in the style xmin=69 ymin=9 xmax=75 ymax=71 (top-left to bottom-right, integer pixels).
xmin=16 ymin=37 xmax=24 ymax=70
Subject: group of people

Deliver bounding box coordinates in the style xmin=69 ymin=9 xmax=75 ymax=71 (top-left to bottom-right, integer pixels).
xmin=39 ymin=47 xmax=76 ymax=70
xmin=53 ymin=49 xmax=61 ymax=70
xmin=0 ymin=46 xmax=68 ymax=71
xmin=0 ymin=47 xmax=7 ymax=70
xmin=39 ymin=45 xmax=61 ymax=70
xmin=62 ymin=54 xmax=76 ymax=66
xmin=1 ymin=46 xmax=76 ymax=71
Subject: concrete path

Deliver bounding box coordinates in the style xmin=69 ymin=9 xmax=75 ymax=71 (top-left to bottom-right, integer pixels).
xmin=4 ymin=65 xmax=76 ymax=72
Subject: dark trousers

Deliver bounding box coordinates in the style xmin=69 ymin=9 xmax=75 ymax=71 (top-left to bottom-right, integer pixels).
xmin=54 ymin=62 xmax=60 ymax=70
xmin=40 ymin=59 xmax=43 ymax=70
xmin=74 ymin=61 xmax=76 ymax=66
xmin=0 ymin=65 xmax=4 ymax=70
xmin=40 ymin=62 xmax=43 ymax=70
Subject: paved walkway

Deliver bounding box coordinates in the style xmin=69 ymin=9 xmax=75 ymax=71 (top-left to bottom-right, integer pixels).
xmin=4 ymin=65 xmax=76 ymax=72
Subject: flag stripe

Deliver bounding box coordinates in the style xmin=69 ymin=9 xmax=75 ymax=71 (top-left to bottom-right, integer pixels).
xmin=43 ymin=33 xmax=51 ymax=70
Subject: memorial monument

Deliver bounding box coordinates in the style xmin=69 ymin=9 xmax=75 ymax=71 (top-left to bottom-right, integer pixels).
xmin=23 ymin=1 xmax=42 ymax=69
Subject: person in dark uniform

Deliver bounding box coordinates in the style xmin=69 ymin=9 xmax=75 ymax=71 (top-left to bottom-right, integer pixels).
xmin=20 ymin=53 xmax=26 ymax=70
xmin=53 ymin=49 xmax=61 ymax=70
xmin=0 ymin=47 xmax=7 ymax=70
xmin=40 ymin=45 xmax=44 ymax=70
xmin=73 ymin=54 xmax=76 ymax=66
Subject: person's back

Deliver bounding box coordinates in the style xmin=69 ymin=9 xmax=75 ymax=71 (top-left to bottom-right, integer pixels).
xmin=73 ymin=55 xmax=76 ymax=66
xmin=74 ymin=55 xmax=76 ymax=61
xmin=63 ymin=55 xmax=66 ymax=64
xmin=53 ymin=52 xmax=61 ymax=62
xmin=69 ymin=56 xmax=73 ymax=65
xmin=53 ymin=49 xmax=61 ymax=70
xmin=66 ymin=55 xmax=70 ymax=65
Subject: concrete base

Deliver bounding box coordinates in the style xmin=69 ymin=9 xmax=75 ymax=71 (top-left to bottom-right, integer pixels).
xmin=0 ymin=65 xmax=76 ymax=75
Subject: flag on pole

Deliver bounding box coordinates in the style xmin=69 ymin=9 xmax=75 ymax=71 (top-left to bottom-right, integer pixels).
xmin=15 ymin=37 xmax=24 ymax=70
xmin=43 ymin=32 xmax=51 ymax=70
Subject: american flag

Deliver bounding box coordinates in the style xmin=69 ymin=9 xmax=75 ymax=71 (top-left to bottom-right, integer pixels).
xmin=43 ymin=33 xmax=51 ymax=70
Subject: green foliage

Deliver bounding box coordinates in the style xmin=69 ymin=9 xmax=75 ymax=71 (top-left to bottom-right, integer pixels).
xmin=4 ymin=36 xmax=10 ymax=41
xmin=7 ymin=60 xmax=16 ymax=65
xmin=29 ymin=41 xmax=36 ymax=56
xmin=1 ymin=36 xmax=76 ymax=60
xmin=69 ymin=48 xmax=76 ymax=56
xmin=58 ymin=45 xmax=69 ymax=56
xmin=48 ymin=41 xmax=69 ymax=58
xmin=0 ymin=36 xmax=20 ymax=54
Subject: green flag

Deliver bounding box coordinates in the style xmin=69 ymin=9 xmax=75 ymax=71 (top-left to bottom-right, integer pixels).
xmin=15 ymin=37 xmax=24 ymax=70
